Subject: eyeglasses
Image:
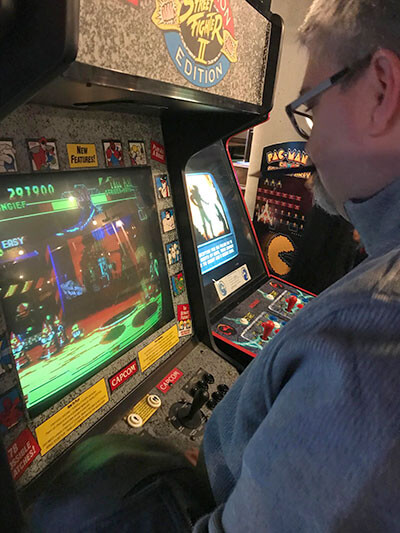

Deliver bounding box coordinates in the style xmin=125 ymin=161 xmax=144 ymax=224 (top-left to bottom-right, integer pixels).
xmin=286 ymin=55 xmax=372 ymax=140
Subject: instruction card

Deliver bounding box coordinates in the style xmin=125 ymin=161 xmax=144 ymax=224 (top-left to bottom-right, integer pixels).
xmin=214 ymin=264 xmax=251 ymax=301
xmin=138 ymin=324 xmax=179 ymax=372
xmin=35 ymin=380 xmax=109 ymax=455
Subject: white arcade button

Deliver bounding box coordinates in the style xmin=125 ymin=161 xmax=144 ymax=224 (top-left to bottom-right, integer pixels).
xmin=127 ymin=413 xmax=143 ymax=428
xmin=147 ymin=394 xmax=161 ymax=408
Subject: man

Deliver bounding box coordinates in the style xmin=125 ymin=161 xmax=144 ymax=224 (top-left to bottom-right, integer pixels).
xmin=195 ymin=1 xmax=400 ymax=531
xmin=31 ymin=2 xmax=400 ymax=532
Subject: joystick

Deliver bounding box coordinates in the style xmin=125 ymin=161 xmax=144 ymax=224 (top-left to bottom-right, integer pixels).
xmin=261 ymin=320 xmax=275 ymax=340
xmin=287 ymin=295 xmax=297 ymax=313
xmin=176 ymin=388 xmax=209 ymax=430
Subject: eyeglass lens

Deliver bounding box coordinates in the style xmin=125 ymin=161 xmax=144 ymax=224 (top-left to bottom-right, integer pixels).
xmin=294 ymin=105 xmax=314 ymax=138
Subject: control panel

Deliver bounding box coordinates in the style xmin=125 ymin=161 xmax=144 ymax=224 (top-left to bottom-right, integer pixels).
xmin=211 ymin=278 xmax=314 ymax=357
xmin=109 ymin=343 xmax=238 ymax=451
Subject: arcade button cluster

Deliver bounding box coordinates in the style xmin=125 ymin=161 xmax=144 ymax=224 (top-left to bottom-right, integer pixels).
xmin=211 ymin=279 xmax=315 ymax=357
xmin=117 ymin=346 xmax=238 ymax=449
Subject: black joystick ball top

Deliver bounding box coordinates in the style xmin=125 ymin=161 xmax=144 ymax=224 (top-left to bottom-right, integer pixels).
xmin=196 ymin=380 xmax=208 ymax=390
xmin=217 ymin=384 xmax=229 ymax=395
xmin=177 ymin=388 xmax=209 ymax=430
xmin=206 ymin=399 xmax=217 ymax=410
xmin=212 ymin=391 xmax=224 ymax=403
xmin=203 ymin=373 xmax=215 ymax=385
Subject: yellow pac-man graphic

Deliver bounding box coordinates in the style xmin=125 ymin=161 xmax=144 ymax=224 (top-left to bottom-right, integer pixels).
xmin=266 ymin=234 xmax=295 ymax=277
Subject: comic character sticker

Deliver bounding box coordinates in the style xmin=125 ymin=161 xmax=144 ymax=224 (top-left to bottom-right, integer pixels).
xmin=103 ymin=140 xmax=124 ymax=168
xmin=27 ymin=138 xmax=59 ymax=172
xmin=171 ymin=271 xmax=185 ymax=297
xmin=128 ymin=141 xmax=147 ymax=166
xmin=161 ymin=208 xmax=175 ymax=233
xmin=0 ymin=140 xmax=17 ymax=173
xmin=166 ymin=240 xmax=181 ymax=266
xmin=0 ymin=387 xmax=23 ymax=434
xmin=155 ymin=173 xmax=171 ymax=199
xmin=177 ymin=304 xmax=192 ymax=337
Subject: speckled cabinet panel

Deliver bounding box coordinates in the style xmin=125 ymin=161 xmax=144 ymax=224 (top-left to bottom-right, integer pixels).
xmin=109 ymin=342 xmax=239 ymax=451
xmin=77 ymin=0 xmax=271 ymax=105
xmin=0 ymin=104 xmax=195 ymax=488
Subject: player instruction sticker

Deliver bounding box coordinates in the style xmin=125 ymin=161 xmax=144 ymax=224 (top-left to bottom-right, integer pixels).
xmin=138 ymin=325 xmax=179 ymax=372
xmin=67 ymin=143 xmax=98 ymax=168
xmin=214 ymin=264 xmax=251 ymax=301
xmin=35 ymin=379 xmax=109 ymax=456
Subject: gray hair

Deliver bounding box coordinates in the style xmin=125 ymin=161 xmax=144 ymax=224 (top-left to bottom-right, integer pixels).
xmin=299 ymin=0 xmax=400 ymax=69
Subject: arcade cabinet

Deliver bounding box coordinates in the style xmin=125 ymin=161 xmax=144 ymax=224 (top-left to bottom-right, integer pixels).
xmin=184 ymin=141 xmax=315 ymax=367
xmin=0 ymin=0 xmax=283 ymax=523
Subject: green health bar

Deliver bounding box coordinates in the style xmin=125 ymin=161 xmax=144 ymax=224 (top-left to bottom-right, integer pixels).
xmin=0 ymin=194 xmax=138 ymax=224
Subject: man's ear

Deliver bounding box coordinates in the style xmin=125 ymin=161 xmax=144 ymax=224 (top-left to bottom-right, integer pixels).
xmin=369 ymin=49 xmax=400 ymax=136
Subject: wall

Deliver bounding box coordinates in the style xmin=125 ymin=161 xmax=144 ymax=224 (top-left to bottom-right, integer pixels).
xmin=244 ymin=0 xmax=313 ymax=217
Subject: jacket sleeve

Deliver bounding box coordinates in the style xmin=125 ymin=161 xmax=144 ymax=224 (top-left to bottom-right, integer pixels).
xmin=194 ymin=302 xmax=400 ymax=532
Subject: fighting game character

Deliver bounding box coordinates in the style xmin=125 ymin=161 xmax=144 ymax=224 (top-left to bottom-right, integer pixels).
xmin=162 ymin=210 xmax=175 ymax=232
xmin=106 ymin=141 xmax=124 ymax=167
xmin=54 ymin=315 xmax=68 ymax=349
xmin=129 ymin=143 xmax=145 ymax=165
xmin=40 ymin=318 xmax=58 ymax=360
xmin=189 ymin=185 xmax=215 ymax=240
xmin=29 ymin=137 xmax=57 ymax=171
xmin=157 ymin=176 xmax=170 ymax=198
xmin=149 ymin=252 xmax=159 ymax=280
xmin=10 ymin=332 xmax=30 ymax=371
xmin=71 ymin=323 xmax=84 ymax=342
xmin=0 ymin=142 xmax=17 ymax=172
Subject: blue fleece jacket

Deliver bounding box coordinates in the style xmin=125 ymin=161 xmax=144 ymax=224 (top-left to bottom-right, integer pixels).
xmin=195 ymin=178 xmax=400 ymax=532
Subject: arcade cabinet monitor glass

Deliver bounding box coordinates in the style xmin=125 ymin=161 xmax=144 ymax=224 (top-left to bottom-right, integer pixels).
xmin=185 ymin=141 xmax=266 ymax=314
xmin=0 ymin=168 xmax=174 ymax=417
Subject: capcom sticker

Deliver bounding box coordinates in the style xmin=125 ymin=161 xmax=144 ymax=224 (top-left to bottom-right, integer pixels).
xmin=156 ymin=367 xmax=183 ymax=394
xmin=151 ymin=141 xmax=166 ymax=164
xmin=67 ymin=143 xmax=98 ymax=168
xmin=27 ymin=138 xmax=59 ymax=172
xmin=161 ymin=208 xmax=175 ymax=233
xmin=166 ymin=240 xmax=181 ymax=265
xmin=0 ymin=140 xmax=17 ymax=173
xmin=155 ymin=173 xmax=171 ymax=199
xmin=177 ymin=304 xmax=192 ymax=337
xmin=152 ymin=0 xmax=238 ymax=88
xmin=103 ymin=140 xmax=124 ymax=167
xmin=7 ymin=429 xmax=40 ymax=481
xmin=0 ymin=387 xmax=23 ymax=434
xmin=108 ymin=359 xmax=138 ymax=392
xmin=171 ymin=271 xmax=185 ymax=297
xmin=128 ymin=141 xmax=147 ymax=165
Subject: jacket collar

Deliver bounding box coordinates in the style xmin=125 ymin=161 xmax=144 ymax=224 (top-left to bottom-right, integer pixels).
xmin=345 ymin=178 xmax=400 ymax=257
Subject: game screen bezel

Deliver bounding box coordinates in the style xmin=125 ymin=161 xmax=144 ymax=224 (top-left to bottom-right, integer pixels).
xmin=0 ymin=167 xmax=174 ymax=417
xmin=185 ymin=141 xmax=266 ymax=314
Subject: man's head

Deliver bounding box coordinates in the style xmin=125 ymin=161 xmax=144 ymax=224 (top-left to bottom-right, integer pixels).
xmin=297 ymin=0 xmax=400 ymax=216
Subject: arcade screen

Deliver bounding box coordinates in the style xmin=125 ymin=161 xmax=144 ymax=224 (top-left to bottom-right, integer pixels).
xmin=185 ymin=172 xmax=238 ymax=274
xmin=185 ymin=141 xmax=266 ymax=314
xmin=0 ymin=168 xmax=174 ymax=416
